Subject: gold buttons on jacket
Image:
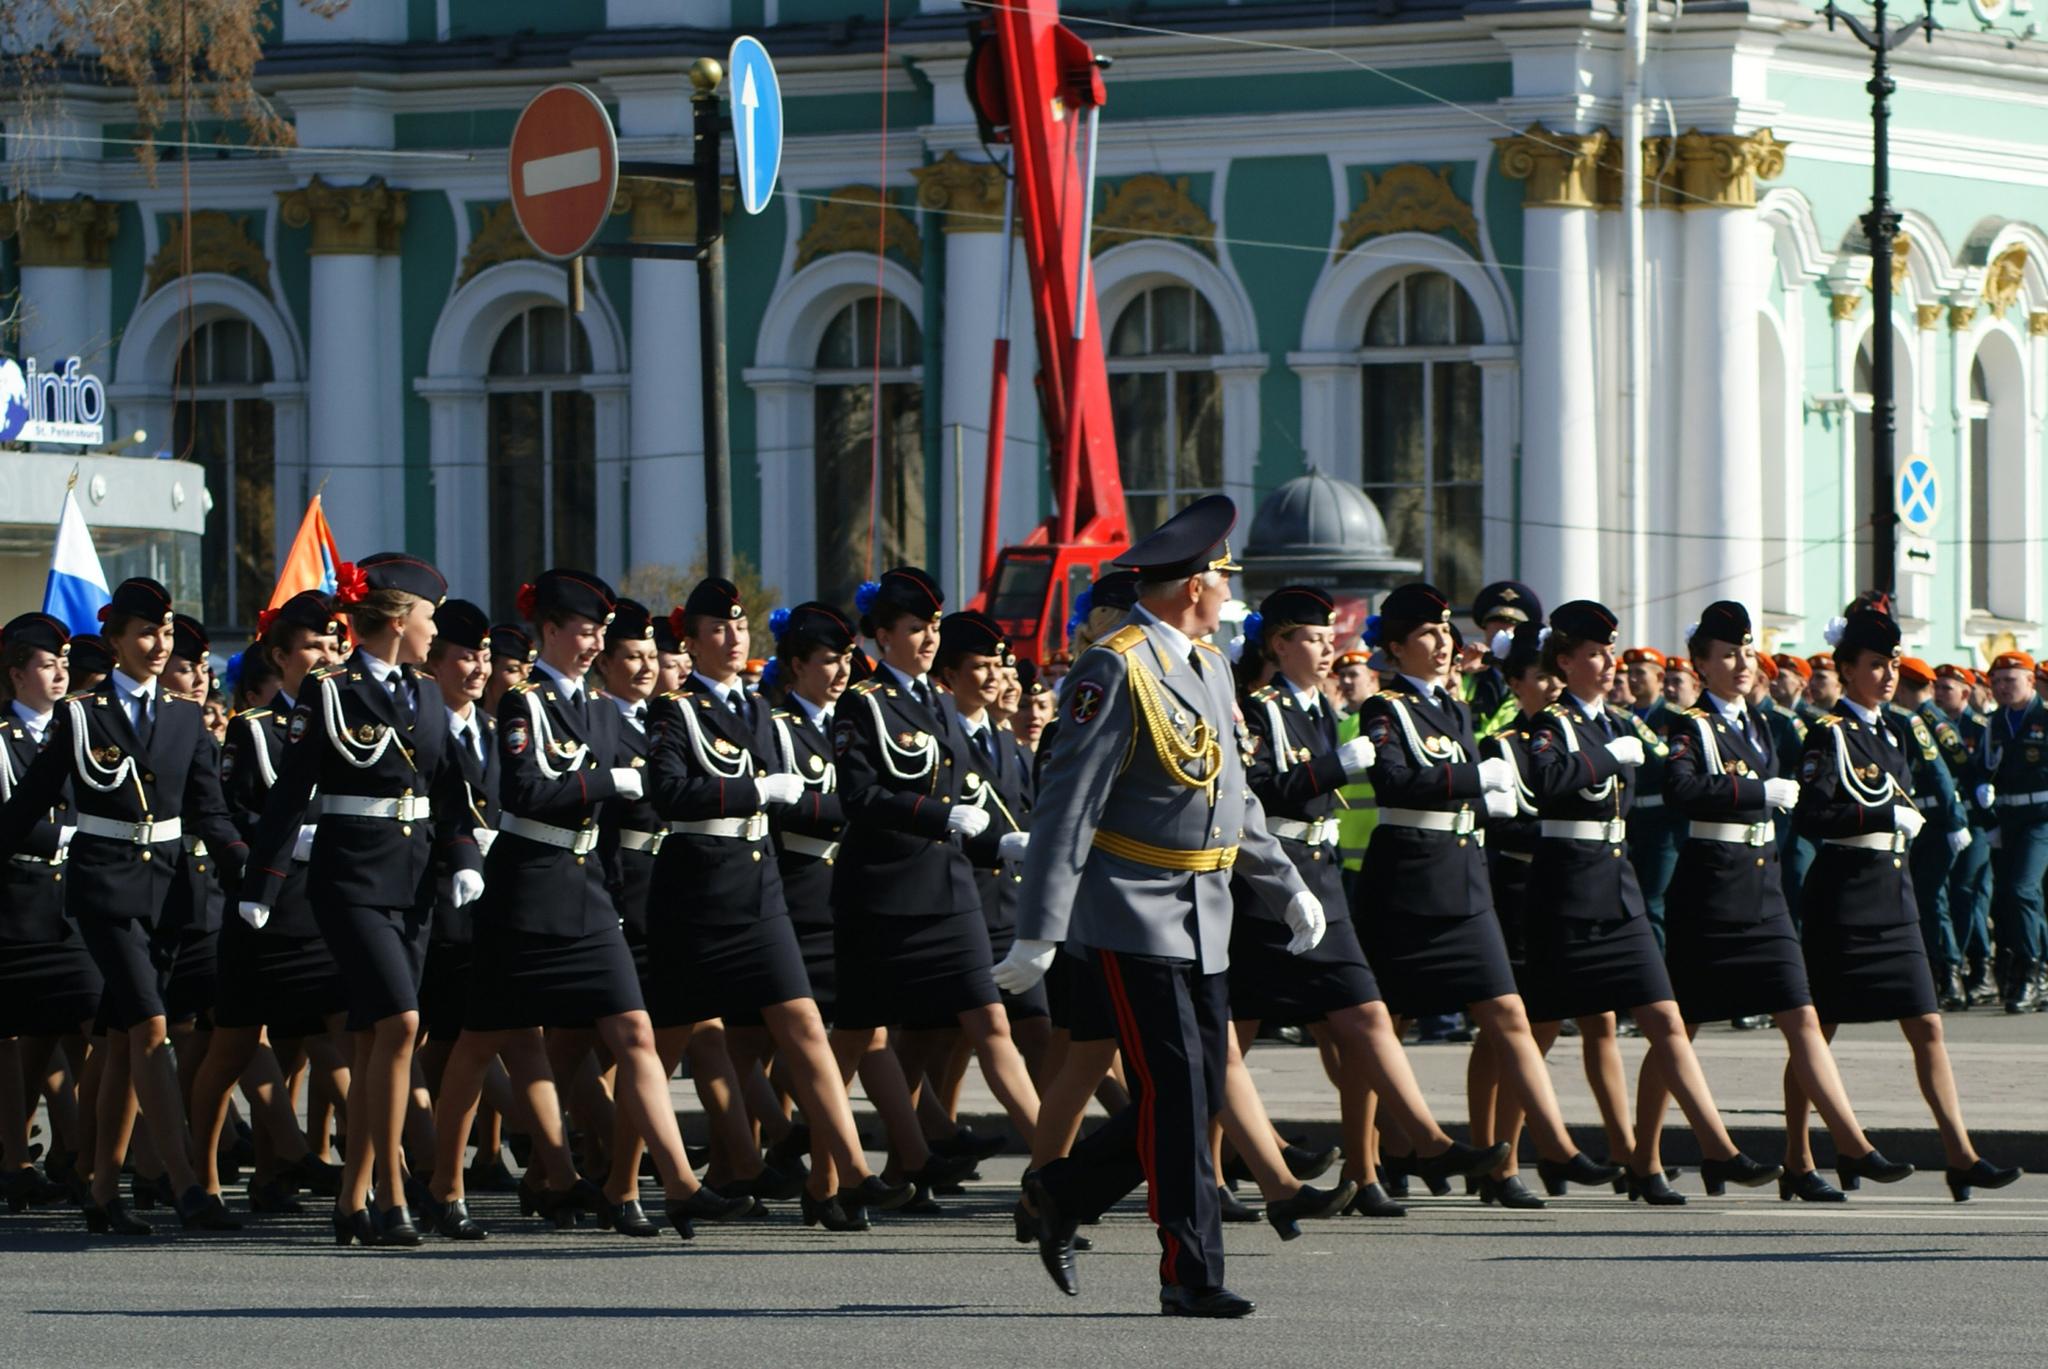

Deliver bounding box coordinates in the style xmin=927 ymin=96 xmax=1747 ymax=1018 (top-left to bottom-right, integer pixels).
xmin=401 ymin=826 xmax=412 ymax=837
xmin=142 ymin=773 xmax=154 ymax=783
xmin=140 ymin=851 xmax=151 ymax=862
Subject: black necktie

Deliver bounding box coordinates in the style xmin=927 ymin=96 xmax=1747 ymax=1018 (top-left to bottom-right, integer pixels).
xmin=1187 ymin=648 xmax=1203 ymax=677
xmin=132 ymin=690 xmax=154 ymax=747
xmin=1598 ymin=709 xmax=1615 ymax=741
xmin=387 ymin=675 xmax=414 ymax=725
xmin=975 ymin=728 xmax=994 ymax=764
xmin=910 ymin=679 xmax=931 ymax=711
xmin=731 ymin=689 xmax=752 ymax=727
xmin=633 ymin=704 xmax=648 ymax=729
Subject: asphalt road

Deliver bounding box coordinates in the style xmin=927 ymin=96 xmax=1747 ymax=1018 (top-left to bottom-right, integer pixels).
xmin=5 ymin=1159 xmax=2045 ymax=1368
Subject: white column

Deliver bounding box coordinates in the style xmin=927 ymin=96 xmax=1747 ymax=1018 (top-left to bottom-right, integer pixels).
xmin=415 ymin=377 xmax=490 ymax=599
xmin=1675 ymin=205 xmax=1763 ymax=614
xmin=742 ymin=369 xmax=814 ymax=599
xmin=18 ymin=266 xmax=91 ymax=371
xmin=940 ymin=228 xmax=1005 ymax=603
xmin=1518 ymin=204 xmax=1602 ymax=602
xmin=308 ymin=251 xmax=394 ymax=552
xmin=629 ymin=259 xmax=705 ymax=576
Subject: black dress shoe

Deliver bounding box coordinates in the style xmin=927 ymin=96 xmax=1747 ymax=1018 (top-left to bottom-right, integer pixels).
xmin=1833 ymin=1148 xmax=1913 ymax=1192
xmin=727 ymin=1163 xmax=804 ymax=1203
xmin=1946 ymin=1158 xmax=2022 ymax=1202
xmin=798 ymin=1189 xmax=868 ymax=1232
xmin=1382 ymin=1150 xmax=1452 ymax=1197
xmin=1478 ymin=1175 xmax=1546 ymax=1209
xmin=464 ymin=1158 xmax=522 ymax=1193
xmin=247 ymin=1180 xmax=304 ymax=1214
xmin=838 ymin=1174 xmax=915 ymax=1212
xmin=932 ymin=1126 xmax=1007 ymax=1161
xmin=376 ymin=1204 xmax=423 ymax=1247
xmin=331 ymin=1203 xmax=375 ymax=1246
xmin=1160 ymin=1285 xmax=1254 ymax=1318
xmin=1414 ymin=1140 xmax=1512 ymax=1186
xmin=667 ymin=1185 xmax=755 ymax=1239
xmin=905 ymin=1152 xmax=979 ymax=1190
xmin=1344 ymin=1181 xmax=1408 ymax=1217
xmin=178 ymin=1186 xmax=243 ymax=1231
xmin=1700 ymin=1152 xmax=1783 ymax=1197
xmin=1627 ymin=1170 xmax=1687 ymax=1205
xmin=128 ymin=1171 xmax=161 ymax=1210
xmin=435 ymin=1199 xmax=489 ymax=1240
xmin=594 ymin=1196 xmax=656 ymax=1237
xmin=1021 ymin=1174 xmax=1079 ymax=1297
xmin=532 ymin=1185 xmax=584 ymax=1230
xmin=1282 ymin=1142 xmax=1340 ymax=1182
xmin=4 ymin=1166 xmax=65 ymax=1211
xmin=765 ymin=1121 xmax=811 ymax=1171
xmin=86 ymin=1197 xmax=152 ymax=1236
xmin=1379 ymin=1170 xmax=1410 ymax=1199
xmin=1536 ymin=1152 xmax=1625 ymax=1196
xmin=280 ymin=1152 xmax=344 ymax=1198
xmin=1266 ymin=1180 xmax=1357 ymax=1240
xmin=1217 ymin=1185 xmax=1261 ymax=1222
xmin=1779 ymin=1169 xmax=1847 ymax=1202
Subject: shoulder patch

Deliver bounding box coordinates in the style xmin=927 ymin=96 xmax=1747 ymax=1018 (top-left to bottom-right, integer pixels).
xmin=833 ymin=717 xmax=856 ymax=755
xmin=219 ymin=741 xmax=238 ymax=782
xmin=287 ymin=704 xmax=312 ymax=744
xmin=1800 ymin=748 xmax=1823 ymax=782
xmin=504 ymin=717 xmax=530 ymax=754
xmin=1102 ymin=625 xmax=1147 ymax=655
xmin=1069 ymin=679 xmax=1107 ymax=725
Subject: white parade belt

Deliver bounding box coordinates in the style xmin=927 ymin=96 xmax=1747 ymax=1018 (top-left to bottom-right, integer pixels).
xmin=1268 ymin=816 xmax=1335 ymax=846
xmin=1995 ymin=790 xmax=2048 ymax=807
xmin=1691 ymin=820 xmax=1773 ymax=846
xmin=75 ymin=814 xmax=182 ymax=845
xmin=1497 ymin=849 xmax=1534 ymax=864
xmin=1540 ymin=818 xmax=1628 ymax=844
xmin=617 ymin=827 xmax=669 ymax=855
xmin=780 ymin=832 xmax=841 ymax=860
xmin=1825 ymin=831 xmax=1910 ymax=853
xmin=325 ymin=795 xmax=432 ymax=822
xmin=501 ymin=814 xmax=600 ymax=854
xmin=1633 ymin=794 xmax=1665 ymax=809
xmin=1378 ymin=808 xmax=1483 ymax=845
xmin=1914 ymin=795 xmax=1943 ymax=811
xmin=674 ymin=814 xmax=771 ymax=841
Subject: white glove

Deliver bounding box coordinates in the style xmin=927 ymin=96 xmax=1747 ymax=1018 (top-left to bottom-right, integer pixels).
xmin=1948 ymin=827 xmax=1974 ymax=856
xmin=1284 ymin=890 xmax=1326 ymax=955
xmin=754 ymin=773 xmax=804 ymax=805
xmin=947 ymin=805 xmax=991 ymax=838
xmin=1477 ymin=756 xmax=1517 ymax=793
xmin=998 ymin=831 xmax=1031 ymax=861
xmin=238 ymin=901 xmax=270 ymax=930
xmin=1482 ymin=789 xmax=1518 ymax=820
xmin=992 ymin=939 xmax=1058 ymax=995
xmin=1976 ymin=783 xmax=1997 ymax=811
xmin=610 ymin=768 xmax=645 ymax=800
xmin=56 ymin=825 xmax=74 ymax=851
xmin=1336 ymin=737 xmax=1375 ymax=776
xmin=450 ymin=869 xmax=484 ymax=908
xmin=1894 ymin=804 xmax=1926 ymax=840
xmin=1763 ymin=778 xmax=1801 ymax=811
xmin=1605 ymin=736 xmax=1646 ymax=767
xmin=292 ymin=824 xmax=318 ymax=862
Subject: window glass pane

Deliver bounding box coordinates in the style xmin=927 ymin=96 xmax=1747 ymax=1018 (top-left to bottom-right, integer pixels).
xmin=233 ymin=399 xmax=276 ymax=629
xmin=1432 ymin=482 xmax=1483 ymax=607
xmin=489 ymin=313 xmax=526 ymax=377
xmin=1151 ymin=285 xmax=1194 ymax=355
xmin=1410 ymin=271 xmax=1453 ymax=345
xmin=488 ymin=391 xmax=546 ymax=618
xmin=813 ymin=384 xmax=874 ymax=613
xmin=1368 ymin=484 xmax=1427 ymax=571
xmin=1433 ymin=362 xmax=1484 ymax=484
xmin=532 ymin=307 xmax=569 ymax=376
xmin=1174 ymin=371 xmax=1223 ymax=495
xmin=818 ymin=304 xmax=858 ymax=370
xmin=1111 ymin=371 xmax=1170 ymax=496
xmin=178 ymin=398 xmax=232 ymax=626
xmin=1192 ymin=294 xmax=1222 ymax=354
xmin=879 ymin=382 xmax=925 ymax=570
xmin=1972 ymin=414 xmax=1990 ymax=611
xmin=214 ymin=320 xmax=250 ymax=384
xmin=551 ymin=391 xmax=598 ymax=573
xmin=1364 ymin=286 xmax=1402 ymax=347
xmin=1109 ymin=296 xmax=1149 ymax=357
xmin=1125 ymin=494 xmax=1170 ymax=543
xmin=1361 ymin=364 xmax=1426 ymax=486
xmin=1456 ymin=284 xmax=1484 ymax=345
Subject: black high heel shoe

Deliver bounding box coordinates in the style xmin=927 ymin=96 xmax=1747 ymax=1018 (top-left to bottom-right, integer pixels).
xmin=667 ymin=1185 xmax=755 ymax=1239
xmin=903 ymin=1152 xmax=978 ymax=1191
xmin=765 ymin=1121 xmax=812 ymax=1171
xmin=1946 ymin=1158 xmax=2022 ymax=1203
xmin=280 ymin=1152 xmax=344 ymax=1198
xmin=931 ymin=1126 xmax=1007 ymax=1161
xmin=837 ymin=1174 xmax=915 ymax=1212
xmin=1217 ymin=1186 xmax=1262 ymax=1222
xmin=247 ymin=1179 xmax=303 ymax=1214
xmin=376 ymin=1204 xmax=423 ymax=1247
xmin=85 ymin=1196 xmax=152 ymax=1235
xmin=1265 ymin=1181 xmax=1358 ymax=1241
xmin=1283 ymin=1142 xmax=1341 ymax=1183
xmin=128 ymin=1171 xmax=162 ymax=1210
xmin=404 ymin=1175 xmax=442 ymax=1226
xmin=1344 ymin=1181 xmax=1408 ymax=1217
xmin=1413 ymin=1141 xmax=1512 ymax=1187
xmin=725 ymin=1163 xmax=804 ymax=1204
xmin=1383 ymin=1150 xmax=1453 ymax=1197
xmin=464 ymin=1157 xmax=522 ymax=1193
xmin=1626 ymin=1170 xmax=1687 ymax=1205
xmin=1779 ymin=1170 xmax=1846 ymax=1203
xmin=799 ymin=1188 xmax=867 ymax=1232
xmin=331 ymin=1202 xmax=374 ymax=1246
xmin=436 ymin=1198 xmax=488 ymax=1240
xmin=1536 ymin=1152 xmax=1624 ymax=1196
xmin=1834 ymin=1148 xmax=1913 ymax=1192
xmin=1700 ymin=1153 xmax=1783 ymax=1197
xmin=177 ymin=1186 xmax=243 ymax=1231
xmin=1477 ymin=1175 xmax=1547 ymax=1209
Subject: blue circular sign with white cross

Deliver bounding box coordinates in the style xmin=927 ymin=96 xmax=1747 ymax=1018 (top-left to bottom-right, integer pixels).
xmin=727 ymin=36 xmax=783 ymax=216
xmin=1897 ymin=455 xmax=1939 ymax=532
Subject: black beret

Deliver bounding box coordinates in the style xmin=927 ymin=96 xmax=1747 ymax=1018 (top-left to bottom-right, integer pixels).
xmin=1092 ymin=570 xmax=1141 ymax=613
xmin=68 ymin=634 xmax=113 ymax=676
xmin=489 ymin=624 xmax=536 ymax=665
xmin=1473 ymin=580 xmax=1542 ymax=628
xmin=607 ymin=597 xmax=656 ymax=647
xmin=343 ymin=553 xmax=446 ymax=606
xmin=1017 ymin=657 xmax=1046 ymax=695
xmin=683 ymin=578 xmax=746 ymax=623
xmin=1 ymin=612 xmax=70 ymax=657
xmin=775 ymin=602 xmax=854 ymax=655
xmin=261 ymin=591 xmax=344 ymax=642
xmin=102 ymin=577 xmax=173 ymax=627
xmin=434 ymin=599 xmax=491 ymax=652
xmin=861 ymin=567 xmax=945 ymax=627
xmin=1379 ymin=582 xmax=1452 ymax=625
xmin=940 ymin=610 xmax=1006 ymax=659
xmin=520 ymin=569 xmax=616 ymax=626
xmin=171 ymin=614 xmax=209 ymax=664
xmin=651 ymin=614 xmax=682 ymax=655
xmin=1257 ymin=585 xmax=1336 ymax=632
xmin=1112 ymin=494 xmax=1240 ymax=579
xmin=1832 ymin=606 xmax=1902 ymax=660
xmin=1690 ymin=600 xmax=1753 ymax=650
xmin=1550 ymin=599 xmax=1619 ymax=645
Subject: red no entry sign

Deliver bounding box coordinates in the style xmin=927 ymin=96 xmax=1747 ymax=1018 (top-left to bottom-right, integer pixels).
xmin=508 ymin=84 xmax=619 ymax=260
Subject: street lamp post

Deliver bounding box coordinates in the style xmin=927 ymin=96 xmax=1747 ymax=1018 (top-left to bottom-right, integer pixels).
xmin=1822 ymin=0 xmax=1934 ymax=600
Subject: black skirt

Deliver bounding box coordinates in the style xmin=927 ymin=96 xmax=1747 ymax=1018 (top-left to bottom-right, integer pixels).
xmin=78 ymin=916 xmax=175 ymax=1033
xmin=162 ymin=925 xmax=219 ymax=1026
xmin=834 ymin=906 xmax=998 ymax=1031
xmin=1521 ymin=907 xmax=1674 ymax=1023
xmin=1663 ymin=843 xmax=1812 ymax=1023
xmin=311 ymin=892 xmax=432 ymax=1033
xmin=1802 ymin=917 xmax=1939 ymax=1023
xmin=212 ymin=918 xmax=350 ymax=1036
xmin=465 ymin=923 xmax=645 ymax=1032
xmin=1046 ymin=947 xmax=1116 ymax=1043
xmin=1228 ymin=911 xmax=1379 ymax=1025
xmin=1359 ymin=906 xmax=1518 ymax=1020
xmin=0 ymin=934 xmax=102 ymax=1036
xmin=1487 ymin=850 xmax=1535 ymax=991
xmin=416 ymin=941 xmax=473 ymax=1042
xmin=647 ymin=911 xmax=813 ymax=1029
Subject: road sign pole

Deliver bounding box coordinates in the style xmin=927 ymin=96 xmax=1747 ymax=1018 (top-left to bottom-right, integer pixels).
xmin=693 ymin=58 xmax=734 ymax=583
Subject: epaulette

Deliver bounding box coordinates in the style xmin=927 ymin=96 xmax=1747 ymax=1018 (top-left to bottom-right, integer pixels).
xmin=242 ymin=708 xmax=273 ymax=721
xmin=1810 ymin=713 xmax=1842 ymax=727
xmin=60 ymin=689 xmax=94 ymax=703
xmin=847 ymin=679 xmax=883 ymax=697
xmin=508 ymin=680 xmax=536 ymax=694
xmin=1683 ymin=706 xmax=1710 ymax=719
xmin=1195 ymin=639 xmax=1223 ymax=655
xmin=771 ymin=707 xmax=794 ymax=721
xmin=307 ymin=664 xmax=346 ymax=682
xmin=1250 ymin=685 xmax=1280 ymax=703
xmin=1102 ymin=625 xmax=1147 ymax=655
xmin=1542 ymin=701 xmax=1569 ymax=717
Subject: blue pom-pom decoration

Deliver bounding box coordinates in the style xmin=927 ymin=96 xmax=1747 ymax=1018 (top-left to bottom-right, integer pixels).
xmin=1241 ymin=611 xmax=1264 ymax=647
xmin=223 ymin=651 xmax=244 ymax=691
xmin=758 ymin=658 xmax=781 ymax=691
xmin=1065 ymin=586 xmax=1095 ymax=639
xmin=1361 ymin=614 xmax=1384 ymax=648
xmin=854 ymin=581 xmax=882 ymax=615
xmin=768 ymin=607 xmax=791 ymax=641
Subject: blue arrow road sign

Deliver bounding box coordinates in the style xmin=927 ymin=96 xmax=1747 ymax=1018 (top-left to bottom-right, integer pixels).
xmin=728 ymin=36 xmax=783 ymax=216
xmin=1896 ymin=455 xmax=1939 ymax=533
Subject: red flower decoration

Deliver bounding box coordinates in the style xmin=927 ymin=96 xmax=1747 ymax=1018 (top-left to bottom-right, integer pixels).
xmin=256 ymin=607 xmax=281 ymax=637
xmin=667 ymin=607 xmax=689 ymax=642
xmin=516 ymin=583 xmax=538 ymax=622
xmin=333 ymin=562 xmax=370 ymax=605
xmin=95 ymin=604 xmax=111 ymax=623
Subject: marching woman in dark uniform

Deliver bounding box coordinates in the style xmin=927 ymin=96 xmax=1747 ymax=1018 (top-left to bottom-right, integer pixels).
xmin=1521 ymin=599 xmax=1779 ymax=1203
xmin=159 ymin=615 xmax=226 ymax=1120
xmin=0 ymin=614 xmax=97 ymax=1211
xmin=241 ymin=554 xmax=480 ymax=1246
xmin=0 ymin=578 xmax=246 ymax=1234
xmin=1635 ymin=600 xmax=1905 ymax=1203
xmin=1785 ymin=605 xmax=2021 ymax=1202
xmin=596 ymin=599 xmax=666 ymax=1017
xmin=427 ymin=571 xmax=752 ymax=1241
xmin=191 ymin=592 xmax=351 ymax=1213
xmin=1352 ymin=583 xmax=1616 ymax=1196
xmin=641 ymin=578 xmax=908 ymax=1230
xmin=1235 ymin=585 xmax=1479 ymax=1216
xmin=828 ymin=569 xmax=1041 ymax=1158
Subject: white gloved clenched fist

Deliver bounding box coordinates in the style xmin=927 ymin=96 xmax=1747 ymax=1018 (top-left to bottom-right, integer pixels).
xmin=998 ymin=831 xmax=1030 ymax=861
xmin=1284 ymin=890 xmax=1326 ymax=955
xmin=450 ymin=869 xmax=485 ymax=908
xmin=754 ymin=773 xmax=804 ymax=806
xmin=238 ymin=901 xmax=271 ymax=930
xmin=1482 ymin=788 xmax=1517 ymax=821
xmin=1477 ymin=756 xmax=1517 ymax=793
xmin=947 ymin=805 xmax=991 ymax=838
xmin=1763 ymin=778 xmax=1801 ymax=811
xmin=1894 ymin=804 xmax=1926 ymax=840
xmin=1948 ymin=827 xmax=1974 ymax=856
xmin=1605 ymin=736 xmax=1646 ymax=767
xmin=993 ymin=939 xmax=1058 ymax=995
xmin=610 ymin=767 xmax=645 ymax=800
xmin=1336 ymin=737 xmax=1375 ymax=776
xmin=1976 ymin=783 xmax=1998 ymax=811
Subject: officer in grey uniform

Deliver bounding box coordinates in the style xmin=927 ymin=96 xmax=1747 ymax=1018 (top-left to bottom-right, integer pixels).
xmin=992 ymin=495 xmax=1324 ymax=1320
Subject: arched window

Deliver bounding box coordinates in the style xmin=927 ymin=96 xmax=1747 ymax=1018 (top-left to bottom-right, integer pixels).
xmin=814 ymin=296 xmax=924 ymax=611
xmin=1108 ymin=284 xmax=1223 ymax=540
xmin=174 ymin=317 xmax=274 ymax=631
xmin=1360 ymin=271 xmax=1484 ymax=604
xmin=1968 ymin=356 xmax=1991 ymax=613
xmin=487 ymin=305 xmax=594 ymax=620
xmin=1967 ymin=334 xmax=2027 ymax=621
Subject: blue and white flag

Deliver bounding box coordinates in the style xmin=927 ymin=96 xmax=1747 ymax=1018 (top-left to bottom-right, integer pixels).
xmin=43 ymin=486 xmax=111 ymax=634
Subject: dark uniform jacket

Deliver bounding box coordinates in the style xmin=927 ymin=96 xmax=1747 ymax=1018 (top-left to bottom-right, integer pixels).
xmin=247 ymin=652 xmax=478 ymax=913
xmin=769 ymin=700 xmax=846 ymax=930
xmin=831 ymin=668 xmax=981 ymax=920
xmin=1356 ymin=675 xmax=1492 ymax=922
xmin=1961 ymin=696 xmax=2048 ymax=822
xmin=485 ymin=669 xmax=629 ymax=938
xmin=0 ymin=708 xmax=73 ymax=943
xmin=1479 ymin=716 xmax=1542 ymax=860
xmin=1244 ymin=680 xmax=1352 ymax=922
xmin=0 ymin=677 xmax=243 ymax=924
xmin=1793 ymin=702 xmax=1917 ymax=928
xmin=598 ymin=694 xmax=664 ymax=941
xmin=646 ymin=675 xmax=787 ymax=927
xmin=220 ymin=697 xmax=319 ymax=937
xmin=1662 ymin=698 xmax=1785 ymax=924
xmin=433 ymin=706 xmax=501 ymax=946
xmin=1892 ymin=702 xmax=1966 ymax=837
xmin=1523 ymin=695 xmax=1644 ymax=922
xmin=959 ymin=718 xmax=1034 ymax=953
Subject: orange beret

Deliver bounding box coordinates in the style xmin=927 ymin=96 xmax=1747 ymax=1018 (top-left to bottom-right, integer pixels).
xmin=1333 ymin=650 xmax=1374 ymax=670
xmin=1807 ymin=653 xmax=1836 ymax=673
xmin=1772 ymin=653 xmax=1812 ymax=680
xmin=1898 ymin=656 xmax=1936 ymax=687
xmin=1935 ymin=663 xmax=1972 ymax=684
xmin=1665 ymin=656 xmax=1698 ymax=678
xmin=1990 ymin=651 xmax=2037 ymax=674
xmin=1623 ymin=647 xmax=1666 ymax=668
xmin=1758 ymin=653 xmax=1780 ymax=680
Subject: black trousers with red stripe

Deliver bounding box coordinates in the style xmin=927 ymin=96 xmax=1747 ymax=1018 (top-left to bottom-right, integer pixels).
xmin=1037 ymin=947 xmax=1229 ymax=1290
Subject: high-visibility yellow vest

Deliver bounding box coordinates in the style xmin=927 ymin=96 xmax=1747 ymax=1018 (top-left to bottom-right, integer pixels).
xmin=1335 ymin=710 xmax=1378 ymax=872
